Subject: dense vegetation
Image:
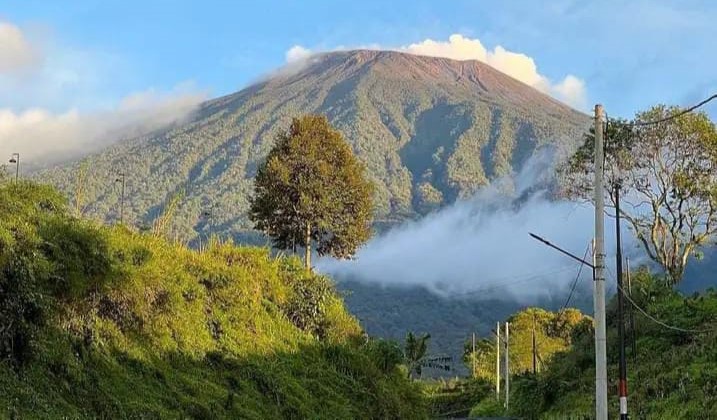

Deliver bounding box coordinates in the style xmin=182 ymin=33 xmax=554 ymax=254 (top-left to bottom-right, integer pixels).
xmin=464 ymin=307 xmax=590 ymax=382
xmin=466 ymin=270 xmax=717 ymax=419
xmin=0 ymin=180 xmax=426 ymax=419
xmin=39 ymin=50 xmax=588 ymax=244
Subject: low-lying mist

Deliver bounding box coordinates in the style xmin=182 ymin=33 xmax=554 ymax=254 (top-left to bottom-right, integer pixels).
xmin=318 ymin=150 xmax=641 ymax=304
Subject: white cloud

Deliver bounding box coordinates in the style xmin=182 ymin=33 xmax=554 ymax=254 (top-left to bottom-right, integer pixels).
xmin=551 ymin=75 xmax=587 ymax=110
xmin=0 ymin=21 xmax=39 ymax=74
xmin=0 ymin=20 xmax=209 ymax=165
xmin=401 ymin=34 xmax=587 ymax=109
xmin=285 ymin=34 xmax=588 ymax=110
xmin=0 ymin=84 xmax=207 ymax=164
xmin=285 ymin=45 xmax=313 ymax=64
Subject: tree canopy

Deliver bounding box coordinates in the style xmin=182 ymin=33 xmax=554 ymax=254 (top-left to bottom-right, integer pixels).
xmin=559 ymin=105 xmax=717 ymax=283
xmin=250 ymin=115 xmax=374 ymax=269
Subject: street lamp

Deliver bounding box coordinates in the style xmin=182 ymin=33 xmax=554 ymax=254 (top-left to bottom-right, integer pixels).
xmin=115 ymin=173 xmax=126 ymax=224
xmin=8 ymin=153 xmax=19 ymax=182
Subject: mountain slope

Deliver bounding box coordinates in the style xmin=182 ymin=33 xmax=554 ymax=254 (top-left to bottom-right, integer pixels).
xmin=40 ymin=49 xmax=589 ymax=241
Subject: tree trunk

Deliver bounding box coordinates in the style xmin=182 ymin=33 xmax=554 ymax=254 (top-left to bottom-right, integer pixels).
xmin=304 ymin=221 xmax=311 ymax=271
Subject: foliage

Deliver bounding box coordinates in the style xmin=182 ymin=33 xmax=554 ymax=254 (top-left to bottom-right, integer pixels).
xmin=463 ymin=307 xmax=589 ymax=381
xmin=39 ymin=50 xmax=589 ymax=243
xmin=250 ymin=115 xmax=374 ymax=268
xmin=280 ymin=269 xmax=338 ymax=338
xmin=423 ymin=378 xmax=493 ymax=418
xmin=404 ymin=331 xmax=431 ymax=378
xmin=508 ymin=269 xmax=717 ymax=419
xmin=560 ymin=105 xmax=717 ymax=283
xmin=0 ymin=181 xmax=426 ymax=419
xmin=0 ymin=182 xmax=66 ymax=363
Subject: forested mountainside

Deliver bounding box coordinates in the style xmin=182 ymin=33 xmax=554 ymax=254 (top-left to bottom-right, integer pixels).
xmin=40 ymin=49 xmax=589 ymax=242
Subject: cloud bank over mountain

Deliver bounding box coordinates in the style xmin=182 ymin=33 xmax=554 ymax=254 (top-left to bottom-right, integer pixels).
xmin=318 ymin=152 xmax=639 ymax=303
xmin=286 ymin=34 xmax=587 ymax=109
xmin=0 ymin=20 xmax=207 ymax=165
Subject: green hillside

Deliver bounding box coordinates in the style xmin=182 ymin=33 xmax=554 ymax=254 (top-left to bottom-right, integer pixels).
xmin=39 ymin=50 xmax=588 ymax=243
xmin=0 ymin=179 xmax=425 ymax=419
xmin=465 ymin=269 xmax=717 ymax=419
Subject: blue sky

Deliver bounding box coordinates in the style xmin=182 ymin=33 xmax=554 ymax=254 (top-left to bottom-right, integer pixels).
xmin=1 ymin=0 xmax=716 ymax=159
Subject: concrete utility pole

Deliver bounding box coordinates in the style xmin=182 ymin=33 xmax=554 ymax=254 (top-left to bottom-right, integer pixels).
xmin=594 ymin=104 xmax=608 ymax=420
xmin=496 ymin=322 xmax=501 ymax=400
xmin=504 ymin=322 xmax=510 ymax=410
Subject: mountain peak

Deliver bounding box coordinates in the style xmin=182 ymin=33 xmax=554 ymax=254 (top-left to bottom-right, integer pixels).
xmin=277 ymin=49 xmax=583 ymax=117
xmin=43 ymin=47 xmax=589 ymax=241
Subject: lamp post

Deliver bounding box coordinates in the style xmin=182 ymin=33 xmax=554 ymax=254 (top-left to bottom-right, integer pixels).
xmin=115 ymin=173 xmax=125 ymax=224
xmin=8 ymin=153 xmax=19 ymax=182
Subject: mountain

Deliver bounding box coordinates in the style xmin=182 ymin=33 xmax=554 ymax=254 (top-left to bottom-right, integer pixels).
xmin=37 ymin=50 xmax=591 ymax=376
xmin=40 ymin=49 xmax=589 ymax=241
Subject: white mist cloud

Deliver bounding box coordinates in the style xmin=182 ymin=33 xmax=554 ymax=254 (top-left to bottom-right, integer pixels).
xmin=285 ymin=34 xmax=587 ymax=110
xmin=0 ymin=84 xmax=207 ymax=164
xmin=285 ymin=45 xmax=313 ymax=64
xmin=0 ymin=20 xmax=208 ymax=165
xmin=0 ymin=21 xmax=39 ymax=74
xmin=318 ymin=152 xmax=639 ymax=303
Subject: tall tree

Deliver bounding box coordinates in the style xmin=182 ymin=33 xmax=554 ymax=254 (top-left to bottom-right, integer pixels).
xmin=560 ymin=105 xmax=717 ymax=283
xmin=250 ymin=115 xmax=374 ymax=269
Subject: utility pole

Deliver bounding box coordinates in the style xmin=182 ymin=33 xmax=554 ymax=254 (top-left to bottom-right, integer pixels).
xmin=472 ymin=332 xmax=476 ymax=378
xmin=594 ymin=104 xmax=608 ymax=420
xmin=496 ymin=322 xmax=501 ymax=400
xmin=9 ymin=153 xmax=19 ymax=182
xmin=616 ymin=184 xmax=628 ymax=420
xmin=115 ymin=173 xmax=126 ymax=224
xmin=504 ymin=322 xmax=510 ymax=410
xmin=532 ymin=315 xmax=537 ymax=374
xmin=626 ymin=258 xmax=637 ymax=358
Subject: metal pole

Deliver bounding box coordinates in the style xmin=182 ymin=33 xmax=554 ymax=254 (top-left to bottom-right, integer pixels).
xmin=532 ymin=315 xmax=537 ymax=374
xmin=594 ymin=104 xmax=608 ymax=420
xmin=616 ymin=184 xmax=628 ymax=419
xmin=472 ymin=332 xmax=476 ymax=378
xmin=496 ymin=322 xmax=501 ymax=400
xmin=504 ymin=321 xmax=510 ymax=410
xmin=116 ymin=173 xmax=125 ymax=224
xmin=9 ymin=153 xmax=19 ymax=182
xmin=626 ymin=258 xmax=637 ymax=359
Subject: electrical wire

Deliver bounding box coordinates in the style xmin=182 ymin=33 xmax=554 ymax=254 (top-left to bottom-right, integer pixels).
xmin=606 ymin=271 xmax=717 ymax=334
xmin=634 ymin=93 xmax=717 ymax=126
xmin=559 ymin=243 xmax=592 ymax=313
xmin=452 ymin=266 xmax=577 ymax=299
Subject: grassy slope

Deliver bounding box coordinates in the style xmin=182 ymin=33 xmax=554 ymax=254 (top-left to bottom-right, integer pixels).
xmin=0 ymin=181 xmax=426 ymax=419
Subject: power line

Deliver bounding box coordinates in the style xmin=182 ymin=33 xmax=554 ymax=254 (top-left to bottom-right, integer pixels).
xmin=559 ymin=243 xmax=592 ymax=313
xmin=606 ymin=272 xmax=717 ymax=334
xmin=454 ymin=266 xmax=576 ymax=298
xmin=635 ymin=93 xmax=717 ymax=126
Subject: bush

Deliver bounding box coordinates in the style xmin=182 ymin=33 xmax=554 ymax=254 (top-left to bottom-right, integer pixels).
xmin=0 ymin=252 xmax=51 ymax=364
xmin=281 ymin=273 xmax=336 ymax=338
